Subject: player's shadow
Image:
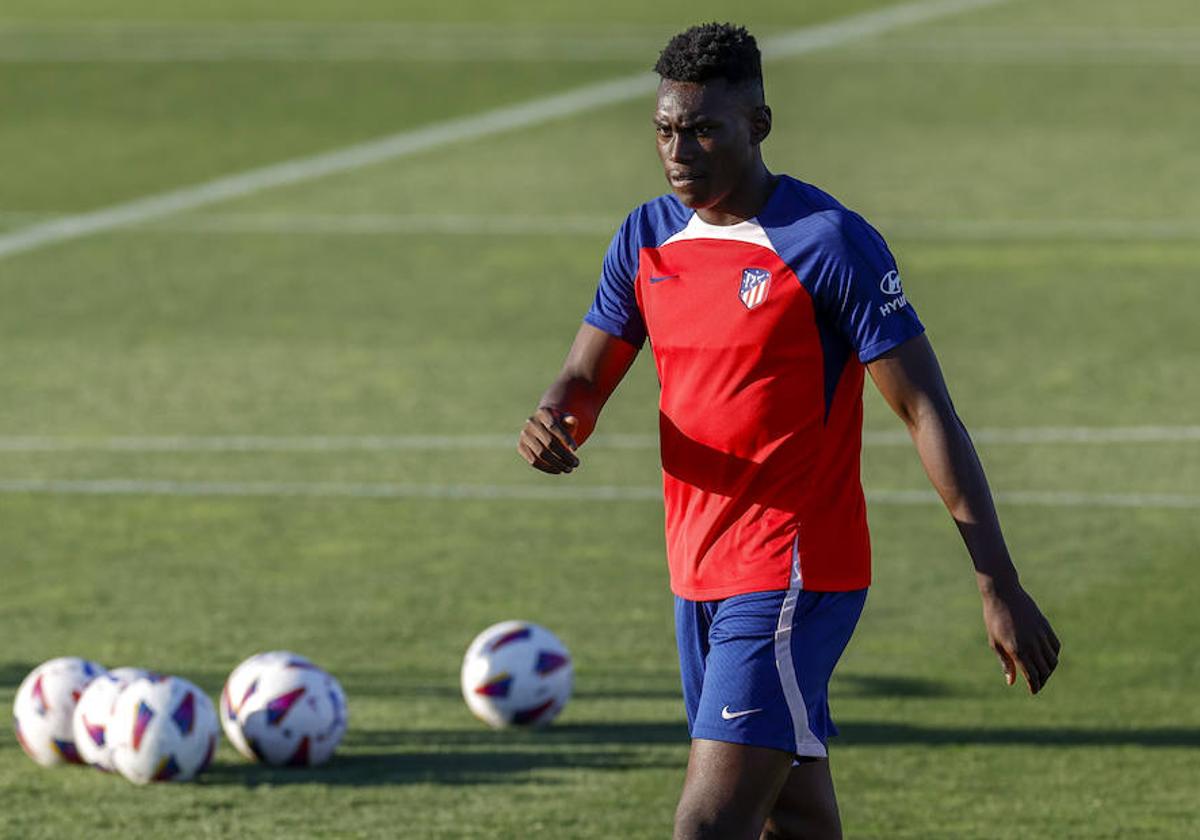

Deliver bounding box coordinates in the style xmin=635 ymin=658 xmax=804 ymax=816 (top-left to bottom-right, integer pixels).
xmin=343 ymin=721 xmax=688 ymax=750
xmin=839 ymin=722 xmax=1200 ymax=749
xmin=837 ymin=674 xmax=958 ymax=698
xmin=202 ymin=721 xmax=689 ymax=788
xmin=314 ymin=670 xmax=683 ymax=702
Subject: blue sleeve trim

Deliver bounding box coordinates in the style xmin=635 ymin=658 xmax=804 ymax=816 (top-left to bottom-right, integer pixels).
xmin=858 ymin=323 xmax=925 ymax=364
xmin=583 ymin=196 xmax=689 ymax=352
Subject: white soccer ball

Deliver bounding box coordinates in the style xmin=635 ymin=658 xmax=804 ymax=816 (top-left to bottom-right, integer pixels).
xmin=107 ymin=675 xmax=219 ymax=784
xmin=220 ymin=651 xmax=309 ymax=759
xmin=221 ymin=652 xmax=347 ymax=766
xmin=461 ymin=621 xmax=573 ymax=729
xmin=71 ymin=667 xmax=152 ymax=771
xmin=12 ymin=657 xmax=106 ymax=767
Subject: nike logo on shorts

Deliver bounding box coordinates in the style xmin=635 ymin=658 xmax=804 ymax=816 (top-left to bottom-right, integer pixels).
xmin=649 ymin=274 xmax=680 ymax=284
xmin=720 ymin=705 xmax=763 ymax=720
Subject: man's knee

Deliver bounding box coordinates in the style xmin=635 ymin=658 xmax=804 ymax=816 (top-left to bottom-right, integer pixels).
xmin=673 ymin=740 xmax=794 ymax=840
xmin=759 ymin=758 xmax=843 ymax=840
xmin=675 ymin=789 xmax=768 ymax=840
xmin=760 ymin=805 xmax=842 ymax=840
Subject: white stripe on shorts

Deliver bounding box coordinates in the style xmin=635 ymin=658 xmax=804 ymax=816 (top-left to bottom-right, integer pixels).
xmin=774 ymin=535 xmax=827 ymax=758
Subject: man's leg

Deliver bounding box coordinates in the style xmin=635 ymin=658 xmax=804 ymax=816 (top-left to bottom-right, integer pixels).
xmin=672 ymin=588 xmax=865 ymax=840
xmin=673 ymin=738 xmax=794 ymax=840
xmin=761 ymin=757 xmax=842 ymax=840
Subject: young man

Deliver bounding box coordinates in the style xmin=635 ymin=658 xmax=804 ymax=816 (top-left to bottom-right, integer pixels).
xmin=518 ymin=23 xmax=1060 ymax=840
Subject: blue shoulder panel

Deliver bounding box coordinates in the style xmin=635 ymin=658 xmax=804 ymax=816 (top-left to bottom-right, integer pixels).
xmin=760 ymin=177 xmax=924 ymax=364
xmin=584 ymin=194 xmax=691 ymax=348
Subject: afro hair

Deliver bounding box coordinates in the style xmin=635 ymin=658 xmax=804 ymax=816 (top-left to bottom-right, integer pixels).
xmin=653 ymin=22 xmax=762 ymax=89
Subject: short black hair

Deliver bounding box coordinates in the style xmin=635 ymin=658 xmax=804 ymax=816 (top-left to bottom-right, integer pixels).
xmin=653 ymin=22 xmax=762 ymax=90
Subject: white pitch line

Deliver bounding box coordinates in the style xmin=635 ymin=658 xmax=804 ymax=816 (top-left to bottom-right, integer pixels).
xmin=142 ymin=212 xmax=621 ymax=237
xmin=0 ymin=0 xmax=1010 ymax=262
xmin=0 ymin=478 xmax=1195 ymax=509
xmin=0 ymin=426 xmax=1198 ymax=453
xmin=0 ymin=434 xmax=656 ymax=453
xmin=0 ymin=478 xmax=658 ymax=503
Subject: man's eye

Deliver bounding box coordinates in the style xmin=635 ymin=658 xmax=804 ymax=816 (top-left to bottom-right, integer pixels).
xmin=694 ymin=126 xmax=713 ymax=138
xmin=655 ymin=125 xmax=672 ymax=137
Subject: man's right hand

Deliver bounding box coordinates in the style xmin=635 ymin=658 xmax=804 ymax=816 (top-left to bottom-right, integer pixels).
xmin=518 ymin=408 xmax=581 ymax=474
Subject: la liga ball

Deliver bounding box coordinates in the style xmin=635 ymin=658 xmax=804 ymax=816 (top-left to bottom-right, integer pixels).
xmin=107 ymin=675 xmax=219 ymax=784
xmin=72 ymin=667 xmax=153 ymax=771
xmin=12 ymin=657 xmax=106 ymax=767
xmin=461 ymin=621 xmax=573 ymax=729
xmin=221 ymin=651 xmax=348 ymax=767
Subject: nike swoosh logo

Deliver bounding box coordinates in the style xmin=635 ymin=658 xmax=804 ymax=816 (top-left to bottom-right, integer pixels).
xmin=649 ymin=274 xmax=679 ymax=284
xmin=720 ymin=705 xmax=763 ymax=720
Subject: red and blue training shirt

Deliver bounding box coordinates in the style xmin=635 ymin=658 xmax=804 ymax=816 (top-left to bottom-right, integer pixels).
xmin=584 ymin=175 xmax=925 ymax=600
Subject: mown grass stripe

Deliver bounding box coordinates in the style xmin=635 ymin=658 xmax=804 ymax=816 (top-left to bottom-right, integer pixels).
xmin=0 ymin=478 xmax=1195 ymax=509
xmin=0 ymin=426 xmax=1197 ymax=453
xmin=0 ymin=0 xmax=1010 ymax=262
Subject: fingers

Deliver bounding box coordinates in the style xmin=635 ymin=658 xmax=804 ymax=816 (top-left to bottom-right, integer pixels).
xmin=517 ymin=430 xmax=575 ymax=473
xmin=534 ymin=407 xmax=580 ymax=455
xmin=1034 ymin=621 xmax=1061 ymax=690
xmin=517 ymin=438 xmax=565 ymax=473
xmin=996 ymin=629 xmax=1060 ymax=695
xmin=1020 ymin=643 xmax=1051 ymax=695
xmin=994 ymin=644 xmax=1016 ymax=687
xmin=517 ymin=409 xmax=581 ymax=474
xmin=1045 ymin=623 xmax=1062 ymax=657
xmin=1039 ymin=629 xmax=1060 ymax=673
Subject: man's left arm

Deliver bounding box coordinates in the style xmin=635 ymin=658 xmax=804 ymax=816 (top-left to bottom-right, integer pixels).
xmin=867 ymin=334 xmax=1062 ymax=694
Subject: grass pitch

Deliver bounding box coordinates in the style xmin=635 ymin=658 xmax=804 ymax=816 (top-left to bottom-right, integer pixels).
xmin=2 ymin=1 xmax=1198 ymax=837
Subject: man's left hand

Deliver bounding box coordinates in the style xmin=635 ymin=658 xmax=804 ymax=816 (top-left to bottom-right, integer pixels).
xmin=980 ymin=582 xmax=1061 ymax=695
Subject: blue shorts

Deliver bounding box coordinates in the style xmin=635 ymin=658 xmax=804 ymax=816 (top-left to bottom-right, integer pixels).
xmin=675 ymin=587 xmax=867 ymax=758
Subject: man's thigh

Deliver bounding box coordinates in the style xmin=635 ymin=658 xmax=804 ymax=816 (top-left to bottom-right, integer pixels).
xmin=674 ymin=738 xmax=794 ymax=840
xmin=674 ymin=743 xmax=844 ymax=840
xmin=762 ymin=757 xmax=842 ymax=840
xmin=677 ymin=588 xmax=868 ymax=757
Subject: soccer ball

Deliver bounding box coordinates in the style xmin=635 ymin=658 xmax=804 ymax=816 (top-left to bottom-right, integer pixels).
xmin=461 ymin=621 xmax=573 ymax=729
xmin=72 ymin=667 xmax=152 ymax=771
xmin=12 ymin=657 xmax=106 ymax=767
xmin=107 ymin=675 xmax=219 ymax=784
xmin=220 ymin=651 xmax=308 ymax=759
xmin=221 ymin=652 xmax=348 ymax=766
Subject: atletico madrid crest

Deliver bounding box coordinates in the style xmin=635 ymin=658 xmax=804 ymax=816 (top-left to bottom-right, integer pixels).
xmin=739 ymin=268 xmax=771 ymax=310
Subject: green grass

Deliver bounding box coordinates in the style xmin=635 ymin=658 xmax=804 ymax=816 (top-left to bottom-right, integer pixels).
xmin=2 ymin=0 xmax=1199 ymax=837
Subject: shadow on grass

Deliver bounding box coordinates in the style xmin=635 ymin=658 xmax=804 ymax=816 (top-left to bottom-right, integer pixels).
xmin=837 ymin=674 xmax=958 ymax=699
xmin=203 ymin=722 xmax=687 ymax=787
xmin=185 ymin=670 xmax=958 ymax=703
xmin=342 ymin=721 xmax=688 ymax=750
xmin=201 ymin=718 xmax=1199 ymax=788
xmin=840 ymin=722 xmax=1200 ymax=749
xmin=203 ymin=748 xmax=680 ymax=788
xmin=175 ymin=667 xmax=691 ymax=700
xmin=0 ymin=662 xmax=35 ymax=689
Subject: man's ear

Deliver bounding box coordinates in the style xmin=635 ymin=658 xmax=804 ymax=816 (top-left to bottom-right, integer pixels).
xmin=750 ymin=104 xmax=772 ymax=145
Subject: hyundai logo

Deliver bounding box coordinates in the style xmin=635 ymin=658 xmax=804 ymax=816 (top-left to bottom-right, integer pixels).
xmin=879 ymin=270 xmax=903 ymax=295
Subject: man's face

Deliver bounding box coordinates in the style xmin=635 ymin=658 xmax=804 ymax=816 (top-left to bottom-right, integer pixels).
xmin=654 ymin=78 xmax=764 ymax=211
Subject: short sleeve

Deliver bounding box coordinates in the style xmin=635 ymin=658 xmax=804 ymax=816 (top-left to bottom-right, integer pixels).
xmin=583 ymin=213 xmax=647 ymax=348
xmin=808 ymin=213 xmax=924 ymax=363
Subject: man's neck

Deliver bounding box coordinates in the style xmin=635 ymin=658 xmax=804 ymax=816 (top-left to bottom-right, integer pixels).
xmin=695 ymin=165 xmax=777 ymax=226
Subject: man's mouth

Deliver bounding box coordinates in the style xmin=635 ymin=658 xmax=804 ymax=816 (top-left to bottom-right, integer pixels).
xmin=669 ymin=171 xmax=705 ymax=185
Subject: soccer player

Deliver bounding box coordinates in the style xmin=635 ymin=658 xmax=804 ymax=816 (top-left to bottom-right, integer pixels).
xmin=518 ymin=23 xmax=1060 ymax=840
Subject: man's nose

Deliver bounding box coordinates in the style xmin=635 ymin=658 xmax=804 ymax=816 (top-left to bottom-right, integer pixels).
xmin=668 ymin=132 xmax=697 ymax=163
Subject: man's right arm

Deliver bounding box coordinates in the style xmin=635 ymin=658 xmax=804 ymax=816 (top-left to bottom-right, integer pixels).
xmin=517 ymin=323 xmax=640 ymax=474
